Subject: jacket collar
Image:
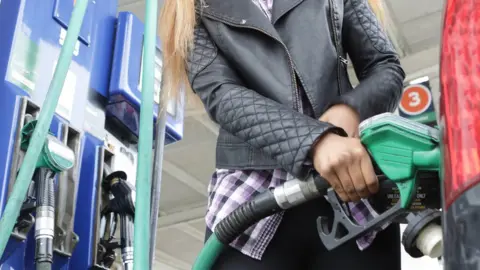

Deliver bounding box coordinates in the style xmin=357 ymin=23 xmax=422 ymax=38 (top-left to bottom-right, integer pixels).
xmin=197 ymin=0 xmax=305 ymax=38
xmin=271 ymin=0 xmax=304 ymax=24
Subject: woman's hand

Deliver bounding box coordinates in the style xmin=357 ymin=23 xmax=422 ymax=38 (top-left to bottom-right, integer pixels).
xmin=312 ymin=133 xmax=378 ymax=202
xmin=320 ymin=104 xmax=360 ymax=137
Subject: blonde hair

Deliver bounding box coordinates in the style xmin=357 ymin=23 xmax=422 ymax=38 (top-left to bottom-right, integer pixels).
xmin=159 ymin=0 xmax=386 ymax=102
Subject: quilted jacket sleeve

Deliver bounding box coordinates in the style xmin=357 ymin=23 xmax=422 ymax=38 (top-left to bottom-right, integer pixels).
xmin=332 ymin=0 xmax=405 ymax=121
xmin=187 ymin=23 xmax=347 ymax=178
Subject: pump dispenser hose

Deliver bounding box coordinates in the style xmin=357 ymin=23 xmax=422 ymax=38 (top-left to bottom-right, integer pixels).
xmin=34 ymin=168 xmax=55 ymax=270
xmin=192 ymin=191 xmax=282 ymax=270
xmin=120 ymin=215 xmax=134 ymax=270
xmin=192 ymin=175 xmax=329 ymax=270
xmin=0 ymin=0 xmax=88 ymax=256
xmin=36 ymin=262 xmax=53 ymax=270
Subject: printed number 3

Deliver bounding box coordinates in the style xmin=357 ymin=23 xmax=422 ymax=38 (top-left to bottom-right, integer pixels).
xmin=408 ymin=92 xmax=420 ymax=107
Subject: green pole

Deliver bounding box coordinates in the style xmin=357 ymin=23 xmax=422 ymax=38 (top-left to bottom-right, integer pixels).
xmin=133 ymin=0 xmax=158 ymax=268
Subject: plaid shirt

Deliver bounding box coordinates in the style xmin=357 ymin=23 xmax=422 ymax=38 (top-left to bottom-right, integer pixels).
xmin=205 ymin=0 xmax=384 ymax=260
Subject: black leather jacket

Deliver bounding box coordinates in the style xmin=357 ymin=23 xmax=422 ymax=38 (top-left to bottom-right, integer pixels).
xmin=187 ymin=0 xmax=405 ymax=179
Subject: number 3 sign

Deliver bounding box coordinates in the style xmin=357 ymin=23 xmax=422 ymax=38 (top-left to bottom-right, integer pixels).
xmin=399 ymin=84 xmax=433 ymax=116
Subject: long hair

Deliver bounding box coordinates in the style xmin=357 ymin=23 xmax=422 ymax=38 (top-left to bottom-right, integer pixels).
xmin=159 ymin=0 xmax=386 ymax=102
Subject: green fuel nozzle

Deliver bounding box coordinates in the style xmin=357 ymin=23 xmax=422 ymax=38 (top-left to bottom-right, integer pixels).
xmin=19 ymin=120 xmax=76 ymax=270
xmin=20 ymin=120 xmax=75 ymax=173
xmin=317 ymin=113 xmax=442 ymax=252
xmin=359 ymin=113 xmax=440 ymax=208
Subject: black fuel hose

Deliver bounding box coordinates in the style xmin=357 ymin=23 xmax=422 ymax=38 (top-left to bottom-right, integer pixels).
xmin=216 ymin=175 xmax=328 ymax=243
xmin=34 ymin=168 xmax=55 ymax=270
xmin=192 ymin=174 xmax=328 ymax=269
xmin=120 ymin=214 xmax=134 ymax=270
xmin=215 ymin=189 xmax=282 ymax=244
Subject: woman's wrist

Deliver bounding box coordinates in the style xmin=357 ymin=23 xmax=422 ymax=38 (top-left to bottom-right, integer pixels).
xmin=308 ymin=125 xmax=348 ymax=159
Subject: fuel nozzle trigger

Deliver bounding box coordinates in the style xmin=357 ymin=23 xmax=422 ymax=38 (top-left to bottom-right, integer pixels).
xmin=316 ymin=180 xmax=407 ymax=251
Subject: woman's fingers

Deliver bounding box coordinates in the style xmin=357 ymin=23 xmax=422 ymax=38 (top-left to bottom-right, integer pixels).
xmin=348 ymin=157 xmax=369 ymax=199
xmin=319 ymin=164 xmax=349 ymax=202
xmin=312 ymin=135 xmax=379 ymax=202
xmin=359 ymin=150 xmax=379 ymax=194
xmin=334 ymin=165 xmax=360 ymax=202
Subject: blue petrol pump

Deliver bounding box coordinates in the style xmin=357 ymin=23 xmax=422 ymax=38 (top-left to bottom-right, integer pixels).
xmin=71 ymin=11 xmax=184 ymax=270
xmin=0 ymin=0 xmax=97 ymax=268
xmin=108 ymin=12 xmax=184 ymax=144
xmin=0 ymin=0 xmax=183 ymax=269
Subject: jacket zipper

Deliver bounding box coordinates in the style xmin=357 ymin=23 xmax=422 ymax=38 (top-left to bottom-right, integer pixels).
xmin=203 ymin=15 xmax=302 ymax=112
xmin=328 ymin=0 xmax=348 ymax=95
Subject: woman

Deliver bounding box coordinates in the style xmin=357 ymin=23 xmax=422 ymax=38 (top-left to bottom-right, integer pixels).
xmin=160 ymin=0 xmax=405 ymax=269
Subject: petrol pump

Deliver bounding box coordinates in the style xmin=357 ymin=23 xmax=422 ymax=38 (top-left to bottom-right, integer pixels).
xmin=70 ymin=9 xmax=184 ymax=269
xmin=0 ymin=0 xmax=183 ymax=269
xmin=0 ymin=0 xmax=102 ymax=268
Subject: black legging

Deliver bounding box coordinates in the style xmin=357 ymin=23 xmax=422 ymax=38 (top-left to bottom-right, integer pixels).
xmin=205 ymin=198 xmax=401 ymax=270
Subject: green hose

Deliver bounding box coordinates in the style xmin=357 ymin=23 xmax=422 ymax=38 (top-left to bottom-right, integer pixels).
xmin=192 ymin=234 xmax=227 ymax=270
xmin=133 ymin=0 xmax=158 ymax=268
xmin=0 ymin=0 xmax=88 ymax=256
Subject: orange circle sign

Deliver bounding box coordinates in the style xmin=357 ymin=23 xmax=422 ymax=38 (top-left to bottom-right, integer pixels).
xmin=399 ymin=85 xmax=432 ymax=116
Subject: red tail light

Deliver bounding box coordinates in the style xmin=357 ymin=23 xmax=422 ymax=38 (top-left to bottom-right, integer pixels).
xmin=440 ymin=0 xmax=480 ymax=209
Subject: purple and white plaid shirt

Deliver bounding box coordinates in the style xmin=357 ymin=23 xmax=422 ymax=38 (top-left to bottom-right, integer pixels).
xmin=205 ymin=0 xmax=384 ymax=260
